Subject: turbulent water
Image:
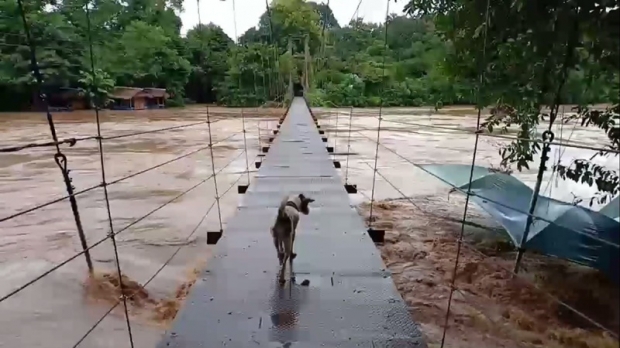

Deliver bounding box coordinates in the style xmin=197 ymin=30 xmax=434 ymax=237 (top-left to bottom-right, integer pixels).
xmin=0 ymin=105 xmax=615 ymax=348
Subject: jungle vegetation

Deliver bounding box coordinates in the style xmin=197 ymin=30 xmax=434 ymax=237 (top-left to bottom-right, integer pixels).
xmin=0 ymin=0 xmax=618 ymax=201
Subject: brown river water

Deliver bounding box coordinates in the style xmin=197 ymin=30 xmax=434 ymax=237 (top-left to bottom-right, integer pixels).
xmin=0 ymin=105 xmax=616 ymax=348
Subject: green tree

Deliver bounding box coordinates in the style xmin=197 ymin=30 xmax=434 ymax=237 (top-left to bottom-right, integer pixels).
xmin=78 ymin=68 xmax=115 ymax=107
xmin=308 ymin=1 xmax=340 ymax=30
xmin=184 ymin=24 xmax=233 ymax=103
xmin=107 ymin=20 xmax=190 ymax=104
xmin=404 ymin=0 xmax=619 ymax=203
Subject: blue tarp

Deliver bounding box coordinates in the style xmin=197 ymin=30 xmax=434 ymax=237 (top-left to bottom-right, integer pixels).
xmin=600 ymin=195 xmax=620 ymax=221
xmin=420 ymin=164 xmax=620 ymax=282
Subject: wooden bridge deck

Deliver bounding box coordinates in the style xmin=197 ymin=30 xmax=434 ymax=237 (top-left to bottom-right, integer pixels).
xmin=156 ymin=97 xmax=426 ymax=347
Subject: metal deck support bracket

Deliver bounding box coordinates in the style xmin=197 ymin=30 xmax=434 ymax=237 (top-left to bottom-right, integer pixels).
xmin=333 ymin=161 xmax=341 ymax=168
xmin=318 ymin=130 xmax=324 ymax=135
xmin=262 ymin=146 xmax=270 ymax=153
xmin=322 ymin=137 xmax=328 ymax=142
xmin=273 ymin=130 xmax=279 ymax=135
xmin=344 ymin=184 xmax=358 ymax=194
xmin=277 ymin=124 xmax=281 ymax=129
xmin=316 ymin=125 xmax=321 ymax=129
xmin=269 ymin=137 xmax=274 ymax=143
xmin=237 ymin=184 xmax=249 ymax=194
xmin=367 ymin=228 xmax=385 ymax=244
xmin=326 ymin=146 xmax=334 ymax=153
xmin=206 ymin=230 xmax=223 ymax=245
xmin=255 ymin=161 xmax=262 ymax=169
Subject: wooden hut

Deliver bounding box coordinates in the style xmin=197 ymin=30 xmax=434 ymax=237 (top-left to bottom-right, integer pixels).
xmin=44 ymin=87 xmax=87 ymax=111
xmin=109 ymin=87 xmax=169 ymax=110
xmin=143 ymin=88 xmax=169 ymax=108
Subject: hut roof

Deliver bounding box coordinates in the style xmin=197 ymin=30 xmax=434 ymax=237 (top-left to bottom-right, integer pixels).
xmin=143 ymin=88 xmax=169 ymax=98
xmin=109 ymin=87 xmax=145 ymax=100
xmin=109 ymin=87 xmax=169 ymax=100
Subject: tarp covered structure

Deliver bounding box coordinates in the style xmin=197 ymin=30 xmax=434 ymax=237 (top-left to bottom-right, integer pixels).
xmin=420 ymin=164 xmax=620 ymax=283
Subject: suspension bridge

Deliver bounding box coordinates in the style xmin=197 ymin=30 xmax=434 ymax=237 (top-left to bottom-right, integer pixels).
xmin=156 ymin=96 xmax=426 ymax=347
xmin=2 ymin=0 xmax=619 ymax=346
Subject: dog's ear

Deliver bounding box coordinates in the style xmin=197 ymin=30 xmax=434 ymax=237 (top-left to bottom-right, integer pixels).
xmin=298 ymin=193 xmax=306 ymax=200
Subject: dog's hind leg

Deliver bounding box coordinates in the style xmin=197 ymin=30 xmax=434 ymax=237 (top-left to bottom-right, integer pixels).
xmin=271 ymin=227 xmax=283 ymax=265
xmin=278 ymin=235 xmax=291 ymax=285
xmin=288 ymin=219 xmax=296 ymax=282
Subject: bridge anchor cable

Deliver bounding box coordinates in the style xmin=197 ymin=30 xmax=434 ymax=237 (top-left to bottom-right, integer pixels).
xmin=367 ymin=0 xmax=391 ymax=229
xmin=84 ymin=3 xmax=136 ymax=346
xmin=15 ymin=0 xmax=95 ymax=275
xmin=440 ymin=0 xmax=491 ymax=346
xmin=344 ymin=107 xmax=354 ymax=184
xmin=231 ymin=0 xmax=252 ymax=186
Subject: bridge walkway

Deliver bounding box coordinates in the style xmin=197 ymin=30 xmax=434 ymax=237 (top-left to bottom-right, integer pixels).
xmin=157 ymin=97 xmax=426 ymax=347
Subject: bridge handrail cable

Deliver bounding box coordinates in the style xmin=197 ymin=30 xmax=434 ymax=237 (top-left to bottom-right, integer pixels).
xmin=2 ymin=2 xmax=266 ymax=347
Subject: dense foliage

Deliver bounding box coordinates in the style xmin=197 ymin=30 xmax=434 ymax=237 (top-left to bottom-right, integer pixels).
xmin=1 ymin=0 xmax=618 ymax=199
xmin=402 ymin=0 xmax=618 ymax=204
xmin=1 ymin=0 xmax=616 ymax=111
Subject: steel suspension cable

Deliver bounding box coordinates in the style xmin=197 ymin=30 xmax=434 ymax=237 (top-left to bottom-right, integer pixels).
xmin=353 ymin=152 xmax=619 ymax=339
xmin=343 ymin=1 xmax=363 ymax=186
xmin=354 ymin=129 xmax=619 ymax=248
xmin=436 ymin=0 xmax=490 ymax=344
xmin=15 ymin=0 xmax=94 ymax=273
xmin=231 ymin=0 xmax=252 ymax=185
xmin=319 ymin=0 xmax=331 ymax=90
xmin=344 ymin=107 xmax=354 ymax=184
xmin=85 ymin=4 xmax=136 ymax=345
xmin=264 ymin=0 xmax=281 ymax=102
xmin=197 ymin=0 xmax=224 ymax=233
xmin=71 ymin=163 xmax=250 ymax=347
xmin=0 ymin=148 xmax=245 ymax=306
xmin=367 ymin=0 xmax=391 ymax=228
xmin=206 ymin=106 xmax=224 ymax=232
xmin=0 ymin=131 xmax=241 ymax=224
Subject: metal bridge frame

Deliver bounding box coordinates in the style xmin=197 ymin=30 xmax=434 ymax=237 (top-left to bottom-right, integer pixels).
xmin=156 ymin=97 xmax=427 ymax=347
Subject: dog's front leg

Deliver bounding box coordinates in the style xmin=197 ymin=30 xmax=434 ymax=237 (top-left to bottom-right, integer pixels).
xmin=279 ymin=234 xmax=293 ymax=286
xmin=291 ymin=217 xmax=299 ymax=260
xmin=272 ymin=228 xmax=283 ymax=265
xmin=278 ymin=259 xmax=286 ymax=285
xmin=291 ymin=234 xmax=297 ymax=260
xmin=289 ymin=230 xmax=296 ymax=282
xmin=289 ymin=251 xmax=295 ymax=283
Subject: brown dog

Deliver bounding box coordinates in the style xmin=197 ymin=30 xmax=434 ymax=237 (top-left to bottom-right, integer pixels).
xmin=270 ymin=193 xmax=315 ymax=285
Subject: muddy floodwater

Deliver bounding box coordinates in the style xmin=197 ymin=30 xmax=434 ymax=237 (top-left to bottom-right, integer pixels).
xmin=0 ymin=105 xmax=617 ymax=348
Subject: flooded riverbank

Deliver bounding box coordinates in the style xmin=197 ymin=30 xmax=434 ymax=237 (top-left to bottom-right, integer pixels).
xmin=0 ymin=106 xmax=281 ymax=347
xmin=0 ymin=104 xmax=617 ymax=347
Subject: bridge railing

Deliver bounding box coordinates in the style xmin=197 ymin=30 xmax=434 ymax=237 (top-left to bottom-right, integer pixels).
xmin=0 ymin=2 xmax=290 ymax=347
xmin=313 ymin=104 xmax=619 ymax=347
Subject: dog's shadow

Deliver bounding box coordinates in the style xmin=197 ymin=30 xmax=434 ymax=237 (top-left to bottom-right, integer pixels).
xmin=267 ymin=279 xmax=310 ymax=344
